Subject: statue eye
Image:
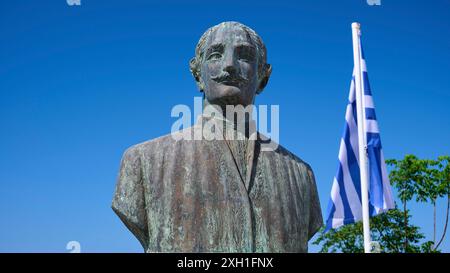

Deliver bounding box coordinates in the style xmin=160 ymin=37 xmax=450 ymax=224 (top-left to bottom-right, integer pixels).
xmin=239 ymin=56 xmax=250 ymax=62
xmin=207 ymin=52 xmax=222 ymax=61
xmin=238 ymin=49 xmax=255 ymax=62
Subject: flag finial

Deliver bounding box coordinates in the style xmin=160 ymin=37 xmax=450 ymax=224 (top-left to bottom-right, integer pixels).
xmin=351 ymin=22 xmax=361 ymax=29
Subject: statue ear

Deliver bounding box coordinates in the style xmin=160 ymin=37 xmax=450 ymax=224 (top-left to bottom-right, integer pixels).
xmin=189 ymin=57 xmax=204 ymax=92
xmin=257 ymin=63 xmax=272 ymax=94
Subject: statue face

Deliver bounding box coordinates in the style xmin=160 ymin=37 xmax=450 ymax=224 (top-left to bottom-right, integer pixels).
xmin=200 ymin=25 xmax=259 ymax=106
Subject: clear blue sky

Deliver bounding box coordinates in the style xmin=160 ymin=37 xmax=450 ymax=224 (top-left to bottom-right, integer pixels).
xmin=1 ymin=0 xmax=449 ymax=253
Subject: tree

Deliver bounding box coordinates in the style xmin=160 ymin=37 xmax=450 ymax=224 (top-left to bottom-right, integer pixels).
xmin=313 ymin=208 xmax=433 ymax=253
xmin=422 ymin=156 xmax=450 ymax=250
xmin=385 ymin=155 xmax=421 ymax=250
xmin=388 ymin=155 xmax=450 ymax=251
xmin=314 ymin=155 xmax=449 ymax=253
xmin=435 ymin=156 xmax=450 ymax=249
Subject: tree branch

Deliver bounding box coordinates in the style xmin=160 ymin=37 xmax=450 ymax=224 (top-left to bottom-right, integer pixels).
xmin=433 ymin=201 xmax=436 ymax=246
xmin=434 ymin=194 xmax=450 ymax=250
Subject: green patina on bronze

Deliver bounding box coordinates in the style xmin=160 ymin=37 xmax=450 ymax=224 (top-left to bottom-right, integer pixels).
xmin=112 ymin=22 xmax=323 ymax=252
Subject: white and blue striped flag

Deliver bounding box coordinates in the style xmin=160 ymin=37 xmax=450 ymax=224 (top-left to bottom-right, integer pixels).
xmin=325 ymin=42 xmax=395 ymax=231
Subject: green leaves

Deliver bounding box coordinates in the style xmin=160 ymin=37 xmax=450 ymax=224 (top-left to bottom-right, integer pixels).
xmin=387 ymin=155 xmax=450 ymax=204
xmin=386 ymin=155 xmax=421 ymax=203
xmin=313 ymin=208 xmax=428 ymax=253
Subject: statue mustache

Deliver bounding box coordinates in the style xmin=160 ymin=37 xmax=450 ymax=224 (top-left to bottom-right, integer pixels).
xmin=211 ymin=72 xmax=248 ymax=84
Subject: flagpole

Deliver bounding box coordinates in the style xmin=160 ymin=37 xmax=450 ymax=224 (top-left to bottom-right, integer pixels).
xmin=351 ymin=22 xmax=372 ymax=253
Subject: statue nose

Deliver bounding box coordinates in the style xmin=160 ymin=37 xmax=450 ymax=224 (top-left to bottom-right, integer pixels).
xmin=224 ymin=65 xmax=237 ymax=75
xmin=223 ymin=53 xmax=238 ymax=75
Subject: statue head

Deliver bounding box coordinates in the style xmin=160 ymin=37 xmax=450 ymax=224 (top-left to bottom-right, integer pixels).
xmin=190 ymin=21 xmax=272 ymax=107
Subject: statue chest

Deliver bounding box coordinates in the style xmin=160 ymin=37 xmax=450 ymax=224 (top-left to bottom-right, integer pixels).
xmin=140 ymin=139 xmax=310 ymax=252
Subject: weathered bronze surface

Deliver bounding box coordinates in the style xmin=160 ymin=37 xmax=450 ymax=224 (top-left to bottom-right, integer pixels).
xmin=112 ymin=22 xmax=323 ymax=252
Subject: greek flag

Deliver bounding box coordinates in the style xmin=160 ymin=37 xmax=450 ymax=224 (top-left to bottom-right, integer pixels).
xmin=325 ymin=44 xmax=395 ymax=231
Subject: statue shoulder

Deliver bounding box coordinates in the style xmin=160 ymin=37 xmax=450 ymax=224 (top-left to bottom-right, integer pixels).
xmin=267 ymin=142 xmax=314 ymax=174
xmin=120 ymin=126 xmax=197 ymax=164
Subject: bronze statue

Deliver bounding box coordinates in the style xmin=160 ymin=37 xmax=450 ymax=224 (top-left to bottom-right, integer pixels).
xmin=112 ymin=21 xmax=323 ymax=252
